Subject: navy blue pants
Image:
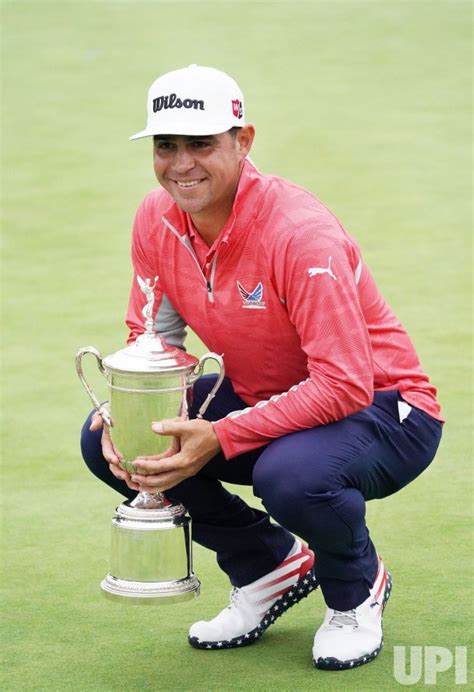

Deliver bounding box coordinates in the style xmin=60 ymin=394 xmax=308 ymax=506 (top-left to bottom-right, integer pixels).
xmin=81 ymin=375 xmax=442 ymax=611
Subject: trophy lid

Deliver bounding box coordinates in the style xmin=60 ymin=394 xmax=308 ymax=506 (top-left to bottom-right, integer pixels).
xmin=102 ymin=275 xmax=198 ymax=374
xmin=102 ymin=332 xmax=198 ymax=374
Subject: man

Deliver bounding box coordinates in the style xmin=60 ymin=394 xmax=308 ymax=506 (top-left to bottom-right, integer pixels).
xmin=81 ymin=65 xmax=443 ymax=670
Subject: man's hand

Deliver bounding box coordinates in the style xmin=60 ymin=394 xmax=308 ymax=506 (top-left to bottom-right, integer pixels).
xmin=89 ymin=408 xmax=140 ymax=491
xmin=130 ymin=418 xmax=221 ymax=493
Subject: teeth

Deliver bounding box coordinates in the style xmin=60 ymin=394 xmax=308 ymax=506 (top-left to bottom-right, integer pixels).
xmin=177 ymin=180 xmax=201 ymax=188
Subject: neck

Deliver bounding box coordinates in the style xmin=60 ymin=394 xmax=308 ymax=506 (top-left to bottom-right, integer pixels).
xmin=190 ymin=203 xmax=234 ymax=246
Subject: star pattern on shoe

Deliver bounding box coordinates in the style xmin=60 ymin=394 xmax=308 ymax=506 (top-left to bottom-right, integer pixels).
xmin=189 ymin=571 xmax=319 ymax=650
xmin=313 ymin=562 xmax=393 ymax=670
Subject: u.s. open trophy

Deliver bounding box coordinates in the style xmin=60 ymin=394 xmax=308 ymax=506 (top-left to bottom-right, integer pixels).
xmin=76 ymin=276 xmax=224 ymax=604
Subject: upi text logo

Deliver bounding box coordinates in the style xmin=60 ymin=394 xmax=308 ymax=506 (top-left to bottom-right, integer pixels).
xmin=393 ymin=646 xmax=468 ymax=685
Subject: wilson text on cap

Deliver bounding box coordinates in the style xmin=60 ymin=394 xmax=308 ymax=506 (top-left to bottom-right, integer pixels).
xmin=153 ymin=93 xmax=205 ymax=112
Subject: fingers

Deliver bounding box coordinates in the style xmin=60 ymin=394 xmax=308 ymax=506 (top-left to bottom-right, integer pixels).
xmin=133 ymin=455 xmax=180 ymax=475
xmin=101 ymin=426 xmax=123 ymax=465
xmin=131 ymin=452 xmax=187 ymax=490
xmin=125 ymin=478 xmax=141 ymax=491
xmin=109 ymin=461 xmax=140 ymax=491
xmin=109 ymin=463 xmax=128 ymax=481
xmin=131 ymin=471 xmax=181 ymax=493
xmin=89 ymin=403 xmax=112 ymax=431
xmin=134 ymin=444 xmax=178 ymax=463
xmin=89 ymin=411 xmax=104 ymax=431
xmin=151 ymin=418 xmax=188 ymax=436
xmin=89 ymin=411 xmax=123 ymax=464
xmin=88 ymin=405 xmax=160 ymax=493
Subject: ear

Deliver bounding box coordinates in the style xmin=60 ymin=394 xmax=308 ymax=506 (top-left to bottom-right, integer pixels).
xmin=236 ymin=124 xmax=255 ymax=158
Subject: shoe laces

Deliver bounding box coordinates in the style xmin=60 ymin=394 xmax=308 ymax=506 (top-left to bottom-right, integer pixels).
xmin=228 ymin=587 xmax=244 ymax=609
xmin=328 ymin=609 xmax=358 ymax=629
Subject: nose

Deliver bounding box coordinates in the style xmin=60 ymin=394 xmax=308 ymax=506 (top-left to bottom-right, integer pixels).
xmin=172 ymin=145 xmax=195 ymax=174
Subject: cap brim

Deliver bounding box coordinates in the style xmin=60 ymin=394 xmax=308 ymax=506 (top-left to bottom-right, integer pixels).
xmin=129 ymin=129 xmax=153 ymax=141
xmin=129 ymin=120 xmax=245 ymax=141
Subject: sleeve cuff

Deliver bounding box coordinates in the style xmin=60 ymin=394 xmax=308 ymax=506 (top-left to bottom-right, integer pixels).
xmin=211 ymin=419 xmax=238 ymax=460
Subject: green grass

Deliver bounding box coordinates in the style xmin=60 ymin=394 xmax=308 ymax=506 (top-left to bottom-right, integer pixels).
xmin=2 ymin=0 xmax=472 ymax=690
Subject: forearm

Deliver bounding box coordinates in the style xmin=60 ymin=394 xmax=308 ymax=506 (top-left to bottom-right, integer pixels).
xmin=212 ymin=368 xmax=373 ymax=459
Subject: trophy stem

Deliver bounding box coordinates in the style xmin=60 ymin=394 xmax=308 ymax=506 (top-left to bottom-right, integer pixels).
xmin=130 ymin=491 xmax=167 ymax=509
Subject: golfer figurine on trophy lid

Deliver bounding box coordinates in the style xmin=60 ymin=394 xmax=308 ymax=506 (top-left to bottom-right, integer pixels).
xmin=76 ymin=275 xmax=225 ymax=604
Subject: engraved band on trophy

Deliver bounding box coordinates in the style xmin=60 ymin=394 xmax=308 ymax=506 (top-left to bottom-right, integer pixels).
xmin=76 ymin=276 xmax=225 ymax=604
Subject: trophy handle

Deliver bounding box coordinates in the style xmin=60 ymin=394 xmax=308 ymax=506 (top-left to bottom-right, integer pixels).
xmin=189 ymin=352 xmax=225 ymax=419
xmin=75 ymin=346 xmax=112 ymax=427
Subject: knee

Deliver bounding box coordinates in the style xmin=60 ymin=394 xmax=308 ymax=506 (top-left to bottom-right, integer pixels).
xmin=80 ymin=411 xmax=104 ymax=472
xmin=189 ymin=375 xmax=219 ymax=419
xmin=253 ymin=449 xmax=305 ymax=523
xmin=79 ymin=411 xmax=135 ymax=500
xmin=189 ymin=376 xmax=242 ymax=421
xmin=252 ymin=433 xmax=342 ymax=524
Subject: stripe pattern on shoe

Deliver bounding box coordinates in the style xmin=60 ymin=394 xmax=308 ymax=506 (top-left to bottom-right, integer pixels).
xmin=189 ymin=543 xmax=318 ymax=650
xmin=248 ymin=544 xmax=316 ymax=615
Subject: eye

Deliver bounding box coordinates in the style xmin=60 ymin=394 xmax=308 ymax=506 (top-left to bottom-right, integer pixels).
xmin=155 ymin=141 xmax=175 ymax=152
xmin=190 ymin=139 xmax=211 ymax=150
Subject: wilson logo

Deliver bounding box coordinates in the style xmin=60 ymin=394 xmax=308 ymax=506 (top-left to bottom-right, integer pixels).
xmin=232 ymin=99 xmax=243 ymax=119
xmin=153 ymin=93 xmax=205 ymax=112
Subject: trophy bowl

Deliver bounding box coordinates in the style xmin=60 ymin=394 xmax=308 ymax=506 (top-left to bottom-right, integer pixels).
xmin=76 ymin=276 xmax=224 ymax=604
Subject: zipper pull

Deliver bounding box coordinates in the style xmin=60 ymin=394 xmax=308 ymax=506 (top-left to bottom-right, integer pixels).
xmin=206 ymin=280 xmax=215 ymax=304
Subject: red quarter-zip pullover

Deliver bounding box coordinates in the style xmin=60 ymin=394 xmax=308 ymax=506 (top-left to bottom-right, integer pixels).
xmin=126 ymin=160 xmax=442 ymax=459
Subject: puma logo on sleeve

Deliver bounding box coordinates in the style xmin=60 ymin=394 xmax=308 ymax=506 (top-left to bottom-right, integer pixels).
xmin=308 ymin=256 xmax=337 ymax=281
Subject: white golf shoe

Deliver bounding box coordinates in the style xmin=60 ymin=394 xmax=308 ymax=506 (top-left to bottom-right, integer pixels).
xmin=312 ymin=557 xmax=392 ymax=670
xmin=188 ymin=540 xmax=317 ymax=650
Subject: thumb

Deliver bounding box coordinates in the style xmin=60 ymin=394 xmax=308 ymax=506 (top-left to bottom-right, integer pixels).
xmin=151 ymin=418 xmax=187 ymax=436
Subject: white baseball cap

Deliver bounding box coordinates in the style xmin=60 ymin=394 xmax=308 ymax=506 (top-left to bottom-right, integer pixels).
xmin=129 ymin=64 xmax=245 ymax=140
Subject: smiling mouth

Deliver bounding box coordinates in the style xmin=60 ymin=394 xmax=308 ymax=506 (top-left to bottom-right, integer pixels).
xmin=174 ymin=179 xmax=206 ymax=188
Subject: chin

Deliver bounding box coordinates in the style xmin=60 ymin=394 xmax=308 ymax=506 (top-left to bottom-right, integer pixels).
xmin=175 ymin=195 xmax=210 ymax=214
xmin=174 ymin=200 xmax=203 ymax=214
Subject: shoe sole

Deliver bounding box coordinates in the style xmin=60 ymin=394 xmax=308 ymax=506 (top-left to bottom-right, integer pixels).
xmin=189 ymin=569 xmax=319 ymax=650
xmin=313 ymin=571 xmax=393 ymax=671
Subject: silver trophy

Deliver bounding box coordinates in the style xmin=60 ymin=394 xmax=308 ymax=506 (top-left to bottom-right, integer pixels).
xmin=76 ymin=276 xmax=225 ymax=604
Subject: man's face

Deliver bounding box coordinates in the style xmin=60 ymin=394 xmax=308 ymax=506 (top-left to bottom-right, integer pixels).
xmin=153 ymin=127 xmax=254 ymax=223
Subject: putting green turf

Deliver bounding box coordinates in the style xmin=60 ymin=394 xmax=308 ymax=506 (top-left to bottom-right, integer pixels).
xmin=2 ymin=1 xmax=472 ymax=690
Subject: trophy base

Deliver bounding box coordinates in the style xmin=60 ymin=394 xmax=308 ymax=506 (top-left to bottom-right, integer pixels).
xmin=100 ymin=573 xmax=201 ymax=605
